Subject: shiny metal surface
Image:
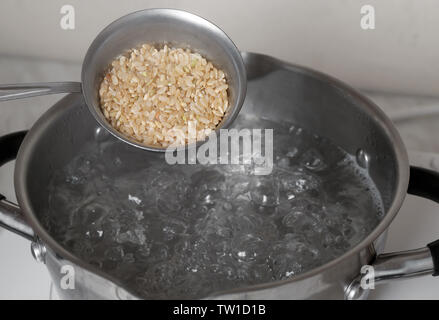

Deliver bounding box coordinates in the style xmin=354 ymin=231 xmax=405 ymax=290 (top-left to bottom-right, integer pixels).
xmin=345 ymin=247 xmax=434 ymax=300
xmin=82 ymin=8 xmax=246 ymax=152
xmin=0 ymin=52 xmax=426 ymax=299
xmin=0 ymin=199 xmax=34 ymax=241
xmin=0 ymin=9 xmax=246 ymax=152
xmin=0 ymin=82 xmax=81 ymax=101
xmin=374 ymin=248 xmax=434 ymax=281
xmin=44 ymin=248 xmax=137 ymax=300
xmin=30 ymin=239 xmax=47 ymax=264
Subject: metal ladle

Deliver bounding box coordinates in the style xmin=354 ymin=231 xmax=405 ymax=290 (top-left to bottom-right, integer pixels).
xmin=0 ymin=9 xmax=247 ymax=152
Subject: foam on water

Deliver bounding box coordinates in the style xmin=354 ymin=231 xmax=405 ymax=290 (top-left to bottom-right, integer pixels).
xmin=46 ymin=116 xmax=384 ymax=299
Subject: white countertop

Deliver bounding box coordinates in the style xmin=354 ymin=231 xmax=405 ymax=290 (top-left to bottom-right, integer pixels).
xmin=1 ymin=55 xmax=439 ymax=299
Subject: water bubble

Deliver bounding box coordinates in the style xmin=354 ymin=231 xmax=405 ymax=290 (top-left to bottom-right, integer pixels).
xmin=160 ymin=217 xmax=188 ymax=242
xmin=85 ymin=223 xmax=104 ymax=241
xmin=94 ymin=126 xmax=110 ymax=142
xmin=286 ymin=148 xmax=298 ymax=158
xmin=232 ymin=234 xmax=265 ymax=263
xmin=278 ymin=169 xmax=320 ymax=196
xmin=249 ymin=176 xmax=280 ymax=207
xmin=66 ymin=175 xmax=82 ymax=185
xmin=222 ymin=202 xmax=233 ymax=211
xmin=116 ymin=227 xmax=146 ymax=245
xmin=300 ymin=149 xmax=326 ymax=171
xmin=277 ymin=157 xmax=291 ymax=168
xmin=114 ymin=157 xmax=123 ymax=167
xmin=356 ymin=149 xmax=370 ymax=169
xmin=105 ymin=246 xmax=125 ymax=261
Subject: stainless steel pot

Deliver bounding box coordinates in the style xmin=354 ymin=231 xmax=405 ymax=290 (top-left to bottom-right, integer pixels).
xmin=1 ymin=52 xmax=439 ymax=300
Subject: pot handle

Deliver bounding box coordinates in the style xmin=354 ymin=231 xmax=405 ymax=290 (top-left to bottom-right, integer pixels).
xmin=0 ymin=130 xmax=34 ymax=241
xmin=345 ymin=165 xmax=439 ymax=300
xmin=0 ymin=82 xmax=81 ymax=101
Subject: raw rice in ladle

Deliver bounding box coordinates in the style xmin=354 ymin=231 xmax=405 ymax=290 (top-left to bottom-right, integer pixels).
xmin=99 ymin=44 xmax=229 ymax=148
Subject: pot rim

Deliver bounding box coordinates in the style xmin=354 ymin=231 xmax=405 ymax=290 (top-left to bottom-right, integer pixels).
xmin=14 ymin=52 xmax=410 ymax=299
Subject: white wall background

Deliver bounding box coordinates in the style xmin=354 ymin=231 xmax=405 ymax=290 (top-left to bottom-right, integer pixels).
xmin=0 ymin=0 xmax=438 ymax=96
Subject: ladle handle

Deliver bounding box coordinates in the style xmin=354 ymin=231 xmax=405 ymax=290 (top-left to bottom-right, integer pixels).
xmin=0 ymin=130 xmax=34 ymax=241
xmin=0 ymin=82 xmax=81 ymax=101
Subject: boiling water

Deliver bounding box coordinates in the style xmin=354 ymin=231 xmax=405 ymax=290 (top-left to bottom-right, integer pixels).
xmin=46 ymin=116 xmax=383 ymax=299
